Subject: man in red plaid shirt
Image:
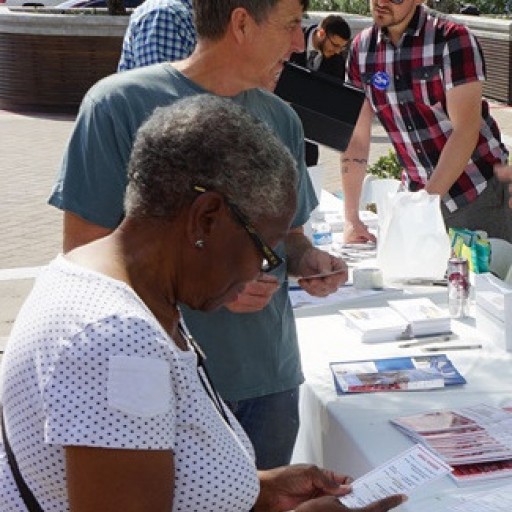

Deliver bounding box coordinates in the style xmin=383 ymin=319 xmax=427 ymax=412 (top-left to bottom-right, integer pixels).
xmin=342 ymin=0 xmax=512 ymax=243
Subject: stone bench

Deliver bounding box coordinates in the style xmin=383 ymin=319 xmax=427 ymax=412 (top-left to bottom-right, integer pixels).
xmin=0 ymin=7 xmax=128 ymax=112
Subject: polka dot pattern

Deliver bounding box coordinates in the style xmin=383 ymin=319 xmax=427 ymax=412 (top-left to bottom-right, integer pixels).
xmin=0 ymin=255 xmax=259 ymax=511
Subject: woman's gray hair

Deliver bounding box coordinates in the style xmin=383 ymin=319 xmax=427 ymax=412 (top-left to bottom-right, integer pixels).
xmin=193 ymin=0 xmax=309 ymax=40
xmin=124 ymin=95 xmax=298 ymax=222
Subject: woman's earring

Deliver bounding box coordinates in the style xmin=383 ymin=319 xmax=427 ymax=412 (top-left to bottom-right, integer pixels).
xmin=195 ymin=239 xmax=205 ymax=249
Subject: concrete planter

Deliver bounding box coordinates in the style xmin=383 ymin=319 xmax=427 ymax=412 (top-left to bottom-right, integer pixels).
xmin=0 ymin=6 xmax=128 ymax=112
xmin=309 ymin=11 xmax=512 ymax=105
xmin=450 ymin=14 xmax=512 ymax=105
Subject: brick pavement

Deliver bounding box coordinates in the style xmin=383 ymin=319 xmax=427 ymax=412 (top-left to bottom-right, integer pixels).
xmin=0 ymin=109 xmax=74 ymax=337
xmin=0 ymin=110 xmax=74 ymax=268
xmin=1 ymin=101 xmax=512 ymax=339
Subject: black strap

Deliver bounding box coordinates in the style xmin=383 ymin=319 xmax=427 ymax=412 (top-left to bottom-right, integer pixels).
xmin=178 ymin=323 xmax=232 ymax=429
xmin=1 ymin=407 xmax=44 ymax=512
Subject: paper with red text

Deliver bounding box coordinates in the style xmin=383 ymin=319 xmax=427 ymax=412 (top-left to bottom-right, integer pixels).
xmin=339 ymin=444 xmax=451 ymax=508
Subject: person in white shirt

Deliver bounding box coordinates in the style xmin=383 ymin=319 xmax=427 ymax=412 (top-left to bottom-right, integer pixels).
xmin=1 ymin=95 xmax=405 ymax=512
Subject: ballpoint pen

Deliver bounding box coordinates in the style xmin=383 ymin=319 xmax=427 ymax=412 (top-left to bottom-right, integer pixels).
xmin=398 ymin=334 xmax=455 ymax=348
xmin=300 ymin=268 xmax=349 ymax=280
xmin=421 ymin=344 xmax=483 ymax=352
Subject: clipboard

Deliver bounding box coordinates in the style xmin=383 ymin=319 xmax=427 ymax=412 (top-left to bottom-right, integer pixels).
xmin=274 ymin=61 xmax=365 ymax=152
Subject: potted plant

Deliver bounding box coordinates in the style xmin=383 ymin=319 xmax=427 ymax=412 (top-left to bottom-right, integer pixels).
xmin=361 ymin=150 xmax=402 ymax=212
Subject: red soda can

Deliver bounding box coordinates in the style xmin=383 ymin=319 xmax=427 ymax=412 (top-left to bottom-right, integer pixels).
xmin=447 ymin=257 xmax=470 ymax=318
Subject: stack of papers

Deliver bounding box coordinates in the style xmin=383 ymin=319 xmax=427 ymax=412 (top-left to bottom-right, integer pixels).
xmin=340 ymin=306 xmax=408 ymax=343
xmin=339 ymin=298 xmax=451 ymax=343
xmin=449 ymin=482 xmax=512 ymax=511
xmin=391 ymin=403 xmax=512 ymax=485
xmin=333 ymin=242 xmax=377 ymax=265
xmin=388 ymin=298 xmax=451 ymax=336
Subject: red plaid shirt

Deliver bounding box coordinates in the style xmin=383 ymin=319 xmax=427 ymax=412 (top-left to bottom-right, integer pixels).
xmin=347 ymin=5 xmax=509 ymax=212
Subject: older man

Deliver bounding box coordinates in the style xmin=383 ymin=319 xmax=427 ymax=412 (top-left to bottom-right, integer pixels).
xmin=49 ymin=0 xmax=347 ymax=470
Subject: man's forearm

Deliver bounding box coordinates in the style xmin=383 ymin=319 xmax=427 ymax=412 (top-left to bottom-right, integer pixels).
xmin=425 ymin=80 xmax=482 ymax=197
xmin=340 ymin=100 xmax=373 ymax=223
xmin=285 ymin=228 xmax=314 ymax=276
xmin=341 ymin=155 xmax=368 ymax=221
xmin=425 ymin=128 xmax=480 ymax=197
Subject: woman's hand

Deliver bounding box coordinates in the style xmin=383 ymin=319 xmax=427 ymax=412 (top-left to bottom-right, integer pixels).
xmin=255 ymin=464 xmax=406 ymax=512
xmin=255 ymin=464 xmax=352 ymax=512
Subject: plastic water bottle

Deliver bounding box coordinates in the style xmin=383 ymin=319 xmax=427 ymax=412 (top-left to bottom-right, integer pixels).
xmin=311 ymin=217 xmax=332 ymax=247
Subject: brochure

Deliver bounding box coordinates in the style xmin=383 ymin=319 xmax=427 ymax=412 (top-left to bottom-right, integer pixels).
xmin=330 ymin=354 xmax=465 ymax=394
xmin=391 ymin=403 xmax=512 ymax=485
xmin=339 ymin=444 xmax=452 ymax=508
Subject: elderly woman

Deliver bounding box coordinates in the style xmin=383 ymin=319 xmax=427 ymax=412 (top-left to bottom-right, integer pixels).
xmin=0 ymin=96 xmax=403 ymax=512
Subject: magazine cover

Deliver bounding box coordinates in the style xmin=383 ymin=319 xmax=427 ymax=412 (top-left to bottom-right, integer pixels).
xmin=332 ymin=366 xmax=444 ymax=393
xmin=330 ymin=354 xmax=465 ymax=395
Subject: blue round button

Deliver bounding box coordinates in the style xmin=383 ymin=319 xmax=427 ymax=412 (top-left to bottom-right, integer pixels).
xmin=372 ymin=71 xmax=390 ymax=91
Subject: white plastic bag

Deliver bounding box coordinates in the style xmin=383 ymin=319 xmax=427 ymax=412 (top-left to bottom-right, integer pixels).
xmin=377 ymin=190 xmax=451 ymax=281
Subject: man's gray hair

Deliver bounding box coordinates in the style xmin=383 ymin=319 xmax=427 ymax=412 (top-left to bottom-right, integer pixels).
xmin=125 ymin=95 xmax=298 ymax=222
xmin=193 ymin=0 xmax=309 ymax=40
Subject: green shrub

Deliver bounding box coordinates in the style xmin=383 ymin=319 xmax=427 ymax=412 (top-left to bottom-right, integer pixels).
xmin=367 ymin=150 xmax=402 ymax=180
xmin=425 ymin=0 xmax=460 ymax=13
xmin=308 ymin=0 xmax=511 ymax=16
xmin=308 ymin=0 xmax=370 ymax=14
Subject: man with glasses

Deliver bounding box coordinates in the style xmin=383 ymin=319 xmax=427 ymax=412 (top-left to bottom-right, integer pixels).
xmin=290 ymin=14 xmax=351 ymax=166
xmin=342 ymin=0 xmax=512 ymax=244
xmin=291 ymin=14 xmax=351 ymax=75
xmin=49 ymin=0 xmax=347 ymax=471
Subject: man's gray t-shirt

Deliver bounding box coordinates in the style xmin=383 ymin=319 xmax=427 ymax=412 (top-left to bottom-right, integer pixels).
xmin=49 ymin=63 xmax=317 ymax=401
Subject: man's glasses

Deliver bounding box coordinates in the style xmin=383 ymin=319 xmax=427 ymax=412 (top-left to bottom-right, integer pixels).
xmin=325 ymin=33 xmax=348 ymax=52
xmin=389 ymin=0 xmax=405 ymax=4
xmin=193 ymin=185 xmax=283 ymax=273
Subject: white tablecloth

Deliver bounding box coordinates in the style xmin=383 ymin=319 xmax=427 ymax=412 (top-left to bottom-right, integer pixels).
xmin=292 ymin=300 xmax=512 ymax=511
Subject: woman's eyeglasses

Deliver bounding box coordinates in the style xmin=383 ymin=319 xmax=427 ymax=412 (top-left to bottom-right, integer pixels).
xmin=193 ymin=185 xmax=283 ymax=273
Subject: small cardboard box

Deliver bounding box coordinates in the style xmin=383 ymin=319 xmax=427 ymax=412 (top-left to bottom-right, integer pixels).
xmin=474 ymin=272 xmax=512 ymax=352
